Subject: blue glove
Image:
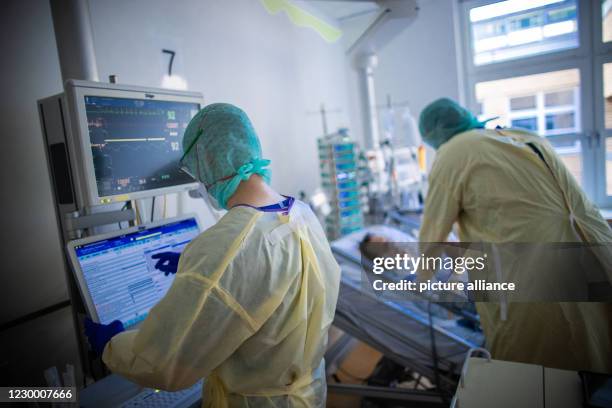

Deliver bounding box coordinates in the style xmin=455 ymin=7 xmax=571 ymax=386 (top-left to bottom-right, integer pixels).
xmin=151 ymin=252 xmax=181 ymax=275
xmin=84 ymin=318 xmax=125 ymax=356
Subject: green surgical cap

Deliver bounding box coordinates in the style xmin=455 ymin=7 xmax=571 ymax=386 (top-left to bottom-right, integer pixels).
xmin=181 ymin=103 xmax=271 ymax=209
xmin=418 ymin=98 xmax=489 ymax=149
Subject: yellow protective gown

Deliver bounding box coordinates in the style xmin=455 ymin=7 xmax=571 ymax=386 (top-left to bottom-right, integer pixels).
xmin=419 ymin=128 xmax=612 ymax=373
xmin=102 ymin=200 xmax=341 ymax=407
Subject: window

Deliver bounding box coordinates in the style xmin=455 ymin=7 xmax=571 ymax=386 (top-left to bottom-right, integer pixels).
xmin=603 ymin=0 xmax=612 ymax=43
xmin=511 ymin=117 xmax=537 ymax=130
xmin=545 ymin=89 xmax=574 ymax=106
xmin=510 ymin=95 xmax=536 ymax=110
xmin=469 ymin=0 xmax=579 ymax=66
xmin=546 ymin=112 xmax=574 ymax=131
xmin=603 ymin=62 xmax=612 ymax=195
xmin=460 ymin=1 xmax=612 ymax=205
xmin=604 ymin=63 xmax=612 ymax=129
xmin=607 ymin=138 xmax=612 ymax=195
xmin=475 ymin=69 xmax=580 ymax=135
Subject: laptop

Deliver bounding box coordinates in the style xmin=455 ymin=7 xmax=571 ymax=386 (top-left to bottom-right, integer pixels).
xmin=67 ymin=215 xmax=201 ymax=328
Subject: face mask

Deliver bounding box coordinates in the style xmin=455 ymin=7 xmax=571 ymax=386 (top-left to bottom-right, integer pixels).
xmin=205 ymin=190 xmax=223 ymax=212
xmin=191 ymin=183 xmax=225 ymax=219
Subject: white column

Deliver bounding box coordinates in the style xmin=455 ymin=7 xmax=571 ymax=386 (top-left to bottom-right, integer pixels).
xmin=354 ymin=53 xmax=380 ymax=150
xmin=50 ymin=0 xmax=99 ymax=82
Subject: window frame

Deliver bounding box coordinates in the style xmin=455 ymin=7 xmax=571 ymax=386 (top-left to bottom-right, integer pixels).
xmin=589 ymin=0 xmax=612 ymax=205
xmin=457 ymin=0 xmax=601 ymax=204
xmin=595 ymin=0 xmax=612 ymax=55
xmin=593 ymin=53 xmax=612 ymax=205
xmin=461 ymin=0 xmax=588 ymax=75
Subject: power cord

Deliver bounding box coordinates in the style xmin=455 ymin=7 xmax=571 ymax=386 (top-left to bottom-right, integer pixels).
xmin=428 ymin=300 xmax=451 ymax=405
xmin=133 ymin=200 xmax=141 ymax=225
xmin=117 ymin=202 xmax=129 ymax=229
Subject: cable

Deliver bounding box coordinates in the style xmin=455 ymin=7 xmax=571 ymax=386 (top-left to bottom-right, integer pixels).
xmin=151 ymin=196 xmax=156 ymax=223
xmin=428 ymin=300 xmax=450 ymax=405
xmin=133 ymin=200 xmax=141 ymax=225
xmin=163 ymin=195 xmax=167 ymax=219
xmin=118 ymin=202 xmax=129 ymax=229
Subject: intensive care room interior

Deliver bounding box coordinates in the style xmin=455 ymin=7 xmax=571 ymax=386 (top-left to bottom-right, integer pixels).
xmin=1 ymin=1 xmax=611 ymax=407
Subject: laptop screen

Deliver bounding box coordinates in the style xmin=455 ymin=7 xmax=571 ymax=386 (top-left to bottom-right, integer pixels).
xmin=72 ymin=218 xmax=200 ymax=327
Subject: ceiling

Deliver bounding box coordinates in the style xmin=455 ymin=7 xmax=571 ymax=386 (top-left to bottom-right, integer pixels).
xmin=295 ymin=0 xmax=379 ymax=22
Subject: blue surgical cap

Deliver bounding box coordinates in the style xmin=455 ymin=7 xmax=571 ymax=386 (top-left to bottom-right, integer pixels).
xmin=181 ymin=103 xmax=271 ymax=209
xmin=419 ymin=98 xmax=489 ymax=149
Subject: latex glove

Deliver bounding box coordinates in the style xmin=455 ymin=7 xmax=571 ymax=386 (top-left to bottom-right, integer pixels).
xmin=151 ymin=252 xmax=181 ymax=275
xmin=84 ymin=318 xmax=125 ymax=356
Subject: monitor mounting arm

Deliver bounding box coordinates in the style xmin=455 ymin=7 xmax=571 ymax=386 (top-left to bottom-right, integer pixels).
xmin=345 ymin=0 xmax=419 ymax=149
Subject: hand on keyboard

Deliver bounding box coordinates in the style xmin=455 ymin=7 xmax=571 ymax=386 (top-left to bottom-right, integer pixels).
xmin=84 ymin=318 xmax=125 ymax=355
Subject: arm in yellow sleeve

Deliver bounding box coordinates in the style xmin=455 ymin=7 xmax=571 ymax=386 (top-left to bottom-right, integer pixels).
xmin=419 ymin=154 xmax=462 ymax=243
xmin=102 ymin=272 xmax=255 ymax=391
xmin=417 ymin=149 xmax=464 ymax=281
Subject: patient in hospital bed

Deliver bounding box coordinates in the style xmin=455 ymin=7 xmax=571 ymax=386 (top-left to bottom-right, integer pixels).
xmin=358 ymin=233 xmax=398 ymax=262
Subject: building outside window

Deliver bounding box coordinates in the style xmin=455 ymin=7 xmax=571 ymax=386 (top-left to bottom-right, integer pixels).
xmin=459 ymin=0 xmax=612 ymax=205
xmin=475 ymin=69 xmax=581 ymax=182
xmin=470 ymin=0 xmax=578 ymax=66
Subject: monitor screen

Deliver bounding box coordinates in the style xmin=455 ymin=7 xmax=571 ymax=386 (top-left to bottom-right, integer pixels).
xmin=84 ymin=96 xmax=200 ymax=198
xmin=73 ymin=218 xmax=200 ymax=327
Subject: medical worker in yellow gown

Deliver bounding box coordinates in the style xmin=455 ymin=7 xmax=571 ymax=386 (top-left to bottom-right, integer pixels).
xmin=418 ymin=98 xmax=612 ymax=373
xmin=89 ymin=103 xmax=341 ymax=407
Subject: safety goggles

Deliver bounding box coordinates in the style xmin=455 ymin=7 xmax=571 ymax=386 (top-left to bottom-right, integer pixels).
xmin=178 ymin=129 xmax=237 ymax=189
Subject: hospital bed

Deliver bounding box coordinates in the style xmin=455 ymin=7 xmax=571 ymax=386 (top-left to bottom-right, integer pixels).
xmin=329 ymin=225 xmax=485 ymax=395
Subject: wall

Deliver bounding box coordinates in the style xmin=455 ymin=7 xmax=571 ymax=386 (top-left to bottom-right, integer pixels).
xmin=89 ymin=0 xmax=351 ymax=198
xmin=0 ymin=0 xmax=352 ymax=385
xmin=0 ymin=0 xmax=66 ymax=326
xmin=0 ymin=0 xmax=81 ymax=386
